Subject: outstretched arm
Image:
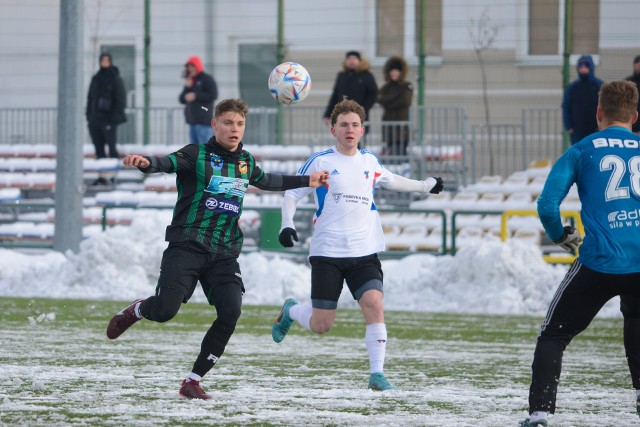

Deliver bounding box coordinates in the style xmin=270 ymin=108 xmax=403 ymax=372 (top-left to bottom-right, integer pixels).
xmin=252 ymin=170 xmax=329 ymax=191
xmin=381 ymin=174 xmax=444 ymax=194
xmin=122 ymin=155 xmax=174 ymax=173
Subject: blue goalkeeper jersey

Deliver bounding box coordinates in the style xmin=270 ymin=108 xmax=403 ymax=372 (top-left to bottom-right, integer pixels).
xmin=537 ymin=126 xmax=640 ymax=274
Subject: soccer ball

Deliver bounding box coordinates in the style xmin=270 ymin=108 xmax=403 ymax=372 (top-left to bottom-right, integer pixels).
xmin=268 ymin=62 xmax=311 ymax=105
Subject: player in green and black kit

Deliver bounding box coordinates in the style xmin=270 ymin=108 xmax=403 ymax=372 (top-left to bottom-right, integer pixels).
xmin=106 ymin=99 xmax=329 ymax=400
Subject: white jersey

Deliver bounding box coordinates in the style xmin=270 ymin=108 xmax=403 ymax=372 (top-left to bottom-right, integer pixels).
xmin=284 ymin=146 xmax=394 ymax=258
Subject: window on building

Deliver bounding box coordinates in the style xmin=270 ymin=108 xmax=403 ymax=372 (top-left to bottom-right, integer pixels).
xmin=529 ymin=0 xmax=559 ymax=55
xmin=528 ymin=0 xmax=599 ymax=56
xmin=377 ymin=0 xmax=405 ymax=57
xmin=571 ymin=0 xmax=599 ymax=54
xmin=416 ymin=0 xmax=442 ymax=56
xmin=376 ymin=0 xmax=442 ymax=57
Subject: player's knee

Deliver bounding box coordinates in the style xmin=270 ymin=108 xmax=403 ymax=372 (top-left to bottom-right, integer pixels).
xmin=218 ymin=304 xmax=242 ymax=325
xmin=360 ymin=298 xmax=383 ymax=313
xmin=358 ymin=289 xmax=383 ymax=311
xmin=149 ymin=307 xmax=178 ymax=323
xmin=144 ymin=290 xmax=183 ymax=323
xmin=310 ymin=318 xmax=334 ymax=334
xmin=311 ymin=324 xmax=332 ymax=334
xmin=621 ymin=299 xmax=640 ymax=318
xmin=537 ymin=327 xmax=573 ymax=348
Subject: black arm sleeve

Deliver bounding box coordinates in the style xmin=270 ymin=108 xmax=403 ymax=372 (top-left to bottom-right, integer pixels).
xmin=252 ymin=173 xmax=310 ymax=191
xmin=138 ymin=156 xmax=175 ymax=174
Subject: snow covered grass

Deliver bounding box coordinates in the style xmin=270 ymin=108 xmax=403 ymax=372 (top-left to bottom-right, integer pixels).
xmin=0 ymin=297 xmax=637 ymax=426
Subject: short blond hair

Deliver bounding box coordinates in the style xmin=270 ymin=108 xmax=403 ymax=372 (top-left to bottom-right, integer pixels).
xmin=598 ymin=81 xmax=639 ymax=124
xmin=215 ymin=99 xmax=249 ymax=118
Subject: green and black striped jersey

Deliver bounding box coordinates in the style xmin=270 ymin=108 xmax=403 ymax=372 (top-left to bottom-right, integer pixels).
xmin=141 ymin=138 xmax=310 ymax=256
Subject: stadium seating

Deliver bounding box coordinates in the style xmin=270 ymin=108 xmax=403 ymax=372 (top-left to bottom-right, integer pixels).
xmin=0 ymin=146 xmax=577 ymax=261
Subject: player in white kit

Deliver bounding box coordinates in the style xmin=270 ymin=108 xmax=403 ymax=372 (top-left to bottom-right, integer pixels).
xmin=271 ymin=99 xmax=444 ymax=390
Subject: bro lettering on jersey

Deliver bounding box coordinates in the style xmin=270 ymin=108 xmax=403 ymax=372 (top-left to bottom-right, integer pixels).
xmin=592 ymin=137 xmax=640 ymax=148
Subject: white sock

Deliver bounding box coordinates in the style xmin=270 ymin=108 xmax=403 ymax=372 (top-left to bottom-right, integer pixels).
xmin=289 ymin=303 xmax=313 ymax=331
xmin=530 ymin=411 xmax=547 ymax=422
xmin=133 ymin=301 xmax=143 ymax=319
xmin=365 ymin=323 xmax=387 ymax=374
xmin=186 ymin=372 xmax=201 ymax=382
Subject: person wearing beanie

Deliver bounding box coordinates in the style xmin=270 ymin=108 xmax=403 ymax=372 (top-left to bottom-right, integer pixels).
xmin=179 ymin=55 xmax=218 ymax=144
xmin=625 ymin=54 xmax=640 ymax=134
xmin=561 ymin=55 xmax=603 ymax=144
xmin=323 ymin=50 xmax=377 ymax=143
xmin=377 ymin=56 xmax=413 ymax=155
xmin=86 ymin=52 xmax=127 ymax=185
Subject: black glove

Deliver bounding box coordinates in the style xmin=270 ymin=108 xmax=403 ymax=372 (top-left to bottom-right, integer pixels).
xmin=430 ymin=177 xmax=444 ymax=194
xmin=552 ymin=226 xmax=583 ymax=251
xmin=279 ymin=227 xmax=298 ymax=248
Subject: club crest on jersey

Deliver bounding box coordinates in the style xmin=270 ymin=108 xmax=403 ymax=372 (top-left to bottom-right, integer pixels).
xmin=333 ymin=193 xmax=342 ymax=203
xmin=210 ymin=154 xmax=224 ymax=170
xmin=364 ymin=171 xmax=369 ymax=179
xmin=238 ymin=161 xmax=248 ymax=174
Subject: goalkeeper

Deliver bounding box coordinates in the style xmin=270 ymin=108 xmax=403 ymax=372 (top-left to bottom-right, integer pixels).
xmin=521 ymin=81 xmax=640 ymax=427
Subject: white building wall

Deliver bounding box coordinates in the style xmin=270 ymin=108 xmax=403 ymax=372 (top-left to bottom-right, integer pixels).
xmin=1 ymin=0 xmax=639 ymax=111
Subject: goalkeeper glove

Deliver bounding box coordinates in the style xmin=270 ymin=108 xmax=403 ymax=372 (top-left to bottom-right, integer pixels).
xmin=279 ymin=227 xmax=298 ymax=248
xmin=424 ymin=177 xmax=444 ymax=194
xmin=552 ymin=226 xmax=582 ymax=251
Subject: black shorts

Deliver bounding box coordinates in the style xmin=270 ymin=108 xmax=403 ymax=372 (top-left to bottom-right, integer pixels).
xmin=157 ymin=242 xmax=245 ymax=305
xmin=309 ymin=254 xmax=383 ymax=309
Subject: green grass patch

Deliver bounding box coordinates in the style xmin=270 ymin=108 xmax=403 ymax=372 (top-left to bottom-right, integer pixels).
xmin=0 ymin=297 xmax=633 ymax=426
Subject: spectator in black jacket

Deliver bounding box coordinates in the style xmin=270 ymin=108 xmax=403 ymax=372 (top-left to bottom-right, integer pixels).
xmin=377 ymin=56 xmax=413 ymax=155
xmin=86 ymin=52 xmax=127 ymax=186
xmin=179 ymin=56 xmax=218 ymax=144
xmin=625 ymin=54 xmax=640 ymax=134
xmin=323 ymin=51 xmax=377 ymax=140
xmin=562 ymin=55 xmax=603 ymax=145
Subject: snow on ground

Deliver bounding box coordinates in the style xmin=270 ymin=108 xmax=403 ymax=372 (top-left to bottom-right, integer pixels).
xmin=0 ymin=210 xmax=621 ymax=318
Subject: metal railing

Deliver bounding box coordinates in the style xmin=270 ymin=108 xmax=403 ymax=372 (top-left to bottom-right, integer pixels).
xmin=0 ymin=105 xmax=566 ymax=183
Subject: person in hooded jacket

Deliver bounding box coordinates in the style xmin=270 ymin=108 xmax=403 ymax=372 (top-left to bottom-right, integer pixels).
xmin=323 ymin=51 xmax=377 ymax=140
xmin=377 ymin=56 xmax=414 ymax=156
xmin=179 ymin=56 xmax=218 ymax=144
xmin=562 ymin=55 xmax=603 ymax=145
xmin=86 ymin=52 xmax=127 ymax=185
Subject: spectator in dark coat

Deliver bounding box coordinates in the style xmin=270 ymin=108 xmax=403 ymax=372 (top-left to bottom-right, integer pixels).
xmin=562 ymin=55 xmax=603 ymax=145
xmin=377 ymin=56 xmax=413 ymax=155
xmin=86 ymin=52 xmax=127 ymax=185
xmin=179 ymin=56 xmax=218 ymax=144
xmin=323 ymin=51 xmax=377 ymax=137
xmin=625 ymin=54 xmax=640 ymax=134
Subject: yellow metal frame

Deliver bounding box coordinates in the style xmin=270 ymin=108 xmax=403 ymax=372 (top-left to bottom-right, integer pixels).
xmin=500 ymin=210 xmax=584 ymax=264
